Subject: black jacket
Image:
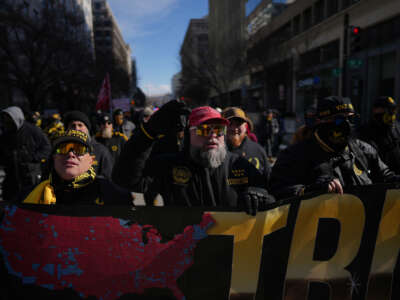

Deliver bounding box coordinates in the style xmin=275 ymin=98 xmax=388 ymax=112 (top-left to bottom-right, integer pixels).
xmin=228 ymin=137 xmax=271 ymax=182
xmin=112 ymin=128 xmax=267 ymax=207
xmin=270 ymin=135 xmax=398 ymax=200
xmin=0 ymin=121 xmax=51 ymax=201
xmin=95 ymin=132 xmax=127 ymax=164
xmin=52 ymin=177 xmax=132 ymax=205
xmin=91 ymin=139 xmax=114 ymax=179
xmin=358 ymin=121 xmax=400 ymax=173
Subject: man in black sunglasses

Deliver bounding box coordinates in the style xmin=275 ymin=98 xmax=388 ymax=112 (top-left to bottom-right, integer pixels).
xmin=358 ymin=96 xmax=400 ymax=173
xmin=270 ymin=96 xmax=400 ymax=200
xmin=95 ymin=113 xmax=128 ymax=163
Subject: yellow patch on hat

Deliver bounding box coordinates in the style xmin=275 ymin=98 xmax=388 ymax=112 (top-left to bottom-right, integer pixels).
xmin=388 ymin=97 xmax=395 ymax=104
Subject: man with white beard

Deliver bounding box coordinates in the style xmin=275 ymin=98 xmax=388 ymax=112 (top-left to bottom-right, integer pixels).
xmin=113 ymin=101 xmax=275 ymax=215
xmin=95 ymin=113 xmax=127 ymax=163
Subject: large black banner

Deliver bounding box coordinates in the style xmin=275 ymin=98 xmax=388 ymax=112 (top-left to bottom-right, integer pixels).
xmin=0 ymin=184 xmax=399 ymax=299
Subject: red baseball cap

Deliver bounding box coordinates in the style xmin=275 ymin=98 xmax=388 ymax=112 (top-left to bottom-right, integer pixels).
xmin=189 ymin=106 xmax=229 ymax=127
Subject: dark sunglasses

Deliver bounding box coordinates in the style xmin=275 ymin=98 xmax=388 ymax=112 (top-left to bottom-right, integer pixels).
xmin=55 ymin=142 xmax=88 ymax=156
xmin=333 ymin=114 xmax=360 ymax=126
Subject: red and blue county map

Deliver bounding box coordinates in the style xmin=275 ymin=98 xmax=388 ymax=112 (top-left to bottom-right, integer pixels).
xmin=0 ymin=206 xmax=215 ymax=300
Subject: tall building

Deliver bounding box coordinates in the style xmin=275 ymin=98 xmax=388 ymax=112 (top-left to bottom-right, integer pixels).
xmin=246 ymin=0 xmax=400 ymax=121
xmin=180 ymin=18 xmax=209 ymax=92
xmin=76 ymin=0 xmax=95 ymax=56
xmin=208 ymin=0 xmax=247 ymax=105
xmin=92 ymin=0 xmax=132 ymax=96
xmin=171 ymin=72 xmax=182 ymax=99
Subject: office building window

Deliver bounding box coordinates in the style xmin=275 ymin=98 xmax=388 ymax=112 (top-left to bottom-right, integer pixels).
xmin=303 ymin=8 xmax=312 ymax=31
xmin=293 ymin=15 xmax=300 ymax=36
xmin=327 ymin=0 xmax=338 ymax=17
xmin=314 ymin=0 xmax=325 ymax=25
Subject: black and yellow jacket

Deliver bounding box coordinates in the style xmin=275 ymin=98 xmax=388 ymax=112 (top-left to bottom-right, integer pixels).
xmin=228 ymin=136 xmax=271 ymax=183
xmin=270 ymin=134 xmax=399 ymax=200
xmin=95 ymin=131 xmax=127 ymax=163
xmin=24 ymin=169 xmax=132 ymax=205
xmin=112 ymin=126 xmax=267 ymax=207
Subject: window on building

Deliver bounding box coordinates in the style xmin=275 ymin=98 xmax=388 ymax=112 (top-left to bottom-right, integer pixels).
xmin=394 ymin=16 xmax=400 ymax=38
xmin=94 ymin=3 xmax=101 ymax=10
xmin=327 ymin=0 xmax=338 ymax=17
xmin=293 ymin=14 xmax=300 ymax=36
xmin=342 ymin=0 xmax=360 ymax=10
xmin=314 ymin=0 xmax=325 ymax=25
xmin=303 ymin=8 xmax=312 ymax=31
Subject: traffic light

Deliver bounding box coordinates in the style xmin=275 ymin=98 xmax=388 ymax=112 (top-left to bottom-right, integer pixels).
xmin=349 ymin=25 xmax=362 ymax=55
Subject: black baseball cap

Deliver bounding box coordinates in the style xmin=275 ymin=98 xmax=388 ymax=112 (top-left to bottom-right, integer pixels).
xmin=317 ymin=96 xmax=355 ymax=119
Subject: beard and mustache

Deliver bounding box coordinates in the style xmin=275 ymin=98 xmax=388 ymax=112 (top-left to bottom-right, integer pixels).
xmin=100 ymin=126 xmax=113 ymax=139
xmin=190 ymin=138 xmax=227 ymax=169
xmin=227 ymin=131 xmax=246 ymax=148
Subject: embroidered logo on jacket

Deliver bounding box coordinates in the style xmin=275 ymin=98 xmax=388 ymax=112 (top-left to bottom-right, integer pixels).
xmin=172 ymin=167 xmax=192 ymax=184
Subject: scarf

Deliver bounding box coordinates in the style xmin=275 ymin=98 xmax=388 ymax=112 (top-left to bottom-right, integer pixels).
xmin=23 ymin=167 xmax=96 ymax=205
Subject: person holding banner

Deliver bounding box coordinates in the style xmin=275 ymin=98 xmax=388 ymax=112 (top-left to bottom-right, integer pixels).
xmin=270 ymin=96 xmax=400 ymax=200
xmin=112 ymin=100 xmax=275 ymax=215
xmin=64 ymin=111 xmax=114 ymax=179
xmin=23 ymin=130 xmax=132 ymax=205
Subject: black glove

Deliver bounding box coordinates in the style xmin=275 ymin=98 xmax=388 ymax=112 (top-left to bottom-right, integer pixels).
xmin=144 ymin=100 xmax=191 ymax=137
xmin=302 ymin=175 xmax=334 ymax=195
xmin=241 ymin=187 xmax=275 ymax=216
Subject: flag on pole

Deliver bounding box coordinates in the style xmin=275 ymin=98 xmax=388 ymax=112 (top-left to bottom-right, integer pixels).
xmin=96 ymin=73 xmax=111 ymax=112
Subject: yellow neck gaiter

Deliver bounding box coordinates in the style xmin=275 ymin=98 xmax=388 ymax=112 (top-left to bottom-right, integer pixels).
xmin=23 ymin=167 xmax=96 ymax=205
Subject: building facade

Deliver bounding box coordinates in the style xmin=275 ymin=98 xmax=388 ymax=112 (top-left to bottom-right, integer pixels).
xmin=246 ymin=0 xmax=400 ymax=122
xmin=208 ymin=0 xmax=247 ymax=105
xmin=171 ymin=72 xmax=182 ymax=99
xmin=179 ymin=18 xmax=209 ymax=100
xmin=92 ymin=0 xmax=132 ymax=97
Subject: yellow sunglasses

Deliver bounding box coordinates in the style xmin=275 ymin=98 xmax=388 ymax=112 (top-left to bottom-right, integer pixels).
xmin=55 ymin=142 xmax=88 ymax=156
xmin=190 ymin=124 xmax=227 ymax=137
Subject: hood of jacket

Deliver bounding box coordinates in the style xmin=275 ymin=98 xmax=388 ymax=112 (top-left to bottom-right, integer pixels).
xmin=2 ymin=106 xmax=25 ymax=130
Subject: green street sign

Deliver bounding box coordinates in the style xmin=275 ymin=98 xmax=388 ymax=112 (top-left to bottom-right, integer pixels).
xmin=348 ymin=59 xmax=363 ymax=69
xmin=332 ymin=68 xmax=342 ymax=77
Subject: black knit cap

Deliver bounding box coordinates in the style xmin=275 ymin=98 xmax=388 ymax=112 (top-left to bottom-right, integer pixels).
xmin=99 ymin=112 xmax=112 ymax=124
xmin=317 ymin=96 xmax=355 ymax=119
xmin=64 ymin=110 xmax=91 ymax=131
xmin=373 ymin=96 xmax=396 ymax=109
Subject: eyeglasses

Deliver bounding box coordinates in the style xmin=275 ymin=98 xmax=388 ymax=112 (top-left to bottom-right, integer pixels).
xmin=55 ymin=142 xmax=88 ymax=156
xmin=333 ymin=114 xmax=360 ymax=126
xmin=190 ymin=124 xmax=227 ymax=137
xmin=101 ymin=121 xmax=112 ymax=125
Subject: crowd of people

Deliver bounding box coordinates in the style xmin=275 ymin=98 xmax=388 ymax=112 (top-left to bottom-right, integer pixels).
xmin=1 ymin=95 xmax=399 ymax=215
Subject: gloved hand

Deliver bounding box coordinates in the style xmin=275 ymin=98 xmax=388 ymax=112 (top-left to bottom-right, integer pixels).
xmin=144 ymin=100 xmax=191 ymax=137
xmin=241 ymin=187 xmax=275 ymax=216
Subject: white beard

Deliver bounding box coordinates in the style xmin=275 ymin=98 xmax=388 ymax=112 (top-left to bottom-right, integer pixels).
xmin=101 ymin=127 xmax=113 ymax=139
xmin=190 ymin=141 xmax=227 ymax=169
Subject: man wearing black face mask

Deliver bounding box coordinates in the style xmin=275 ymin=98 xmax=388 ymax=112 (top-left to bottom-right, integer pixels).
xmin=358 ymin=96 xmax=400 ymax=173
xmin=270 ymin=96 xmax=400 ymax=200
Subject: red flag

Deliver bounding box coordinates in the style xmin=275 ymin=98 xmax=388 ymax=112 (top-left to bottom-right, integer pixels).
xmin=96 ymin=74 xmax=111 ymax=112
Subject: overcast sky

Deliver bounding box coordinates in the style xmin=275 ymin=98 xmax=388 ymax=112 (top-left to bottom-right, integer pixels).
xmin=107 ymin=0 xmax=208 ymax=97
